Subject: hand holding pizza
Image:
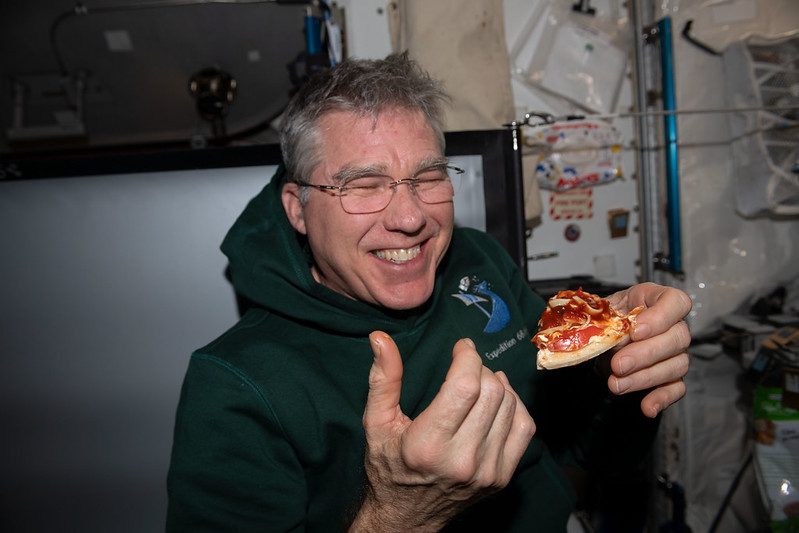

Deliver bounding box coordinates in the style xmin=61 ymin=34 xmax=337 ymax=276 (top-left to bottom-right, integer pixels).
xmin=603 ymin=282 xmax=692 ymax=418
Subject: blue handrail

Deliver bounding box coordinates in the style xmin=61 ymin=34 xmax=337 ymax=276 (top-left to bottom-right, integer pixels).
xmin=658 ymin=17 xmax=682 ymax=274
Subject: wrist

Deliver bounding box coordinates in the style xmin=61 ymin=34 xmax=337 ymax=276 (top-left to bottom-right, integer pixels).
xmin=347 ymin=489 xmax=450 ymax=533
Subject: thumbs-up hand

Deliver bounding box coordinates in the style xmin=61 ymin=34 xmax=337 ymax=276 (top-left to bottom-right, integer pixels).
xmin=349 ymin=331 xmax=536 ymax=533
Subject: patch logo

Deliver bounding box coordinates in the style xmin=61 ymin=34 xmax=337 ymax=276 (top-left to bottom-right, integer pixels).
xmin=451 ymin=276 xmax=511 ymax=333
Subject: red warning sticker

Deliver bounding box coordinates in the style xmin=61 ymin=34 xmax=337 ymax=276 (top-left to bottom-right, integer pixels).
xmin=549 ymin=189 xmax=593 ymax=220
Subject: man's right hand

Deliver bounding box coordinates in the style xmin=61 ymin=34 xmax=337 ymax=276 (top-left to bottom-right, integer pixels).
xmin=348 ymin=331 xmax=536 ymax=533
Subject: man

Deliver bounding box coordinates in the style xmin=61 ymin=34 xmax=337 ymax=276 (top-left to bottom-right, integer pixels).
xmin=167 ymin=53 xmax=691 ymax=532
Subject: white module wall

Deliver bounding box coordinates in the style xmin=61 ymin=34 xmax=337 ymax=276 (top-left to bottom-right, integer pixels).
xmin=504 ymin=0 xmax=642 ymax=286
xmin=523 ymin=178 xmax=641 ymax=285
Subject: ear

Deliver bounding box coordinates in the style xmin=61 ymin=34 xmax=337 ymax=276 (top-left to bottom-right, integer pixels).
xmin=281 ymin=182 xmax=307 ymax=235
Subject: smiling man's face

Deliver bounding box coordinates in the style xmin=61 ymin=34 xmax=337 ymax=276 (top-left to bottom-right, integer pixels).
xmin=281 ymin=108 xmax=454 ymax=310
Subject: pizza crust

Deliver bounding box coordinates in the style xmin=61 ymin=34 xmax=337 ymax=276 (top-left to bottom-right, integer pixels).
xmin=536 ymin=330 xmax=629 ymax=370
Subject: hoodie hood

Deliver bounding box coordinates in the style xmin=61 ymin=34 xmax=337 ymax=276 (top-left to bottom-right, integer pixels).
xmin=221 ymin=166 xmax=440 ymax=336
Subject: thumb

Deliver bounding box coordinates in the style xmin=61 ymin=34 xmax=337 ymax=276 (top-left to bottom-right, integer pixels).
xmin=364 ymin=331 xmax=406 ymax=431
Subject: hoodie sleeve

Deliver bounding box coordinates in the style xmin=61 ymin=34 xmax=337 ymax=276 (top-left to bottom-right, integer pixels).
xmin=166 ymin=353 xmax=307 ymax=533
xmin=532 ymin=359 xmax=660 ymax=474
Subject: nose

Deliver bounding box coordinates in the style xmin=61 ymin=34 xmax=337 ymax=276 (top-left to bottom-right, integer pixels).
xmin=382 ymin=180 xmax=426 ymax=231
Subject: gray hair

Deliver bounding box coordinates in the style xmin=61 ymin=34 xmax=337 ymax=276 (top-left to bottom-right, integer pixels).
xmin=279 ymin=52 xmax=450 ymax=196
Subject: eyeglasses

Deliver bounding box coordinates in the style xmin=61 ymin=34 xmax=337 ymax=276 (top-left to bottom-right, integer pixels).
xmin=296 ymin=163 xmax=463 ymax=214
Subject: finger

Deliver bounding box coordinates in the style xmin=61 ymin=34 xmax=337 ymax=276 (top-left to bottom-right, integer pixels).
xmin=453 ymin=365 xmax=511 ymax=447
xmin=488 ymin=372 xmax=534 ymax=449
xmin=444 ymin=338 xmax=484 ymax=383
xmin=612 ymin=320 xmax=691 ymax=376
xmin=608 ymin=351 xmax=690 ymax=396
xmin=639 ymin=379 xmax=687 ymax=418
xmin=447 ymin=370 xmax=534 ymax=487
xmin=400 ymin=340 xmax=489 ymax=475
xmin=628 ymin=285 xmax=692 ymax=341
xmin=491 ymin=372 xmax=536 ymax=476
xmin=474 ymin=372 xmax=518 ymax=484
xmin=363 ymin=331 xmax=407 ymax=434
xmin=415 ymin=338 xmax=485 ymax=438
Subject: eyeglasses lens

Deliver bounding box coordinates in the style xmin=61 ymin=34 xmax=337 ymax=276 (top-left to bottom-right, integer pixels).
xmin=340 ymin=173 xmax=458 ymax=214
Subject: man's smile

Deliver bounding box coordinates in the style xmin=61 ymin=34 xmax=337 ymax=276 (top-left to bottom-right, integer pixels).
xmin=372 ymin=244 xmax=422 ymax=264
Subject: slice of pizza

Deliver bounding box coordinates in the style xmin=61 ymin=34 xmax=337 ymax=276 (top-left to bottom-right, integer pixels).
xmin=533 ymin=288 xmax=643 ymax=370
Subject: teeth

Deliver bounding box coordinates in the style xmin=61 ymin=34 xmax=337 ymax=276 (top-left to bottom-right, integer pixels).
xmin=374 ymin=245 xmax=421 ymax=263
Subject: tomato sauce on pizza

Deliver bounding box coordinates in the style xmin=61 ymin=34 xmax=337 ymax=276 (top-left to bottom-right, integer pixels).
xmin=533 ymin=288 xmax=642 ymax=370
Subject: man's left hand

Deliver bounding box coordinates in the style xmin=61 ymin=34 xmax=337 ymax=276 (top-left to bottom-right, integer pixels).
xmin=605 ymin=282 xmax=692 ymax=418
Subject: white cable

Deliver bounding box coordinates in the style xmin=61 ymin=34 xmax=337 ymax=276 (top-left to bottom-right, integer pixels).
xmin=583 ymin=104 xmax=799 ymax=122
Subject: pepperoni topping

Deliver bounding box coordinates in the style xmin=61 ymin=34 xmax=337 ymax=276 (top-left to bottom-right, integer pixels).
xmin=548 ymin=324 xmax=604 ymax=352
xmin=540 ymin=288 xmax=613 ymax=329
xmin=533 ymin=288 xmax=630 ymax=352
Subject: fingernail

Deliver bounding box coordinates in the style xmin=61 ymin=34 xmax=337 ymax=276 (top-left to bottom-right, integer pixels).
xmin=615 ymin=377 xmax=632 ymax=394
xmin=369 ymin=333 xmax=382 ymax=360
xmin=463 ymin=338 xmax=476 ymax=349
xmin=617 ymin=356 xmax=631 ymax=375
xmin=650 ymin=404 xmax=661 ymax=418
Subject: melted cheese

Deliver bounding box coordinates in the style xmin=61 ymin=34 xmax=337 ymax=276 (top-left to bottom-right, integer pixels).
xmin=534 ymin=288 xmax=633 ymax=352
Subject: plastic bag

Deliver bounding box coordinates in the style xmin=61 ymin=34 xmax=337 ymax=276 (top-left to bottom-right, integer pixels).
xmin=511 ymin=1 xmax=630 ymax=114
xmin=524 ymin=118 xmax=623 ymax=191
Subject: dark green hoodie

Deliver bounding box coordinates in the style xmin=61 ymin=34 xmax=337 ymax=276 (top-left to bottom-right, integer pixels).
xmin=166 ymin=167 xmax=658 ymax=532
